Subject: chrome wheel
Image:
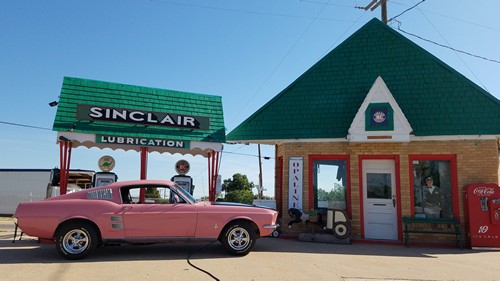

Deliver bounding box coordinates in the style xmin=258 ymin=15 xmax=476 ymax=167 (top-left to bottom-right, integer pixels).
xmin=62 ymin=229 xmax=90 ymax=254
xmin=222 ymin=222 xmax=256 ymax=256
xmin=56 ymin=222 xmax=97 ymax=260
xmin=227 ymin=226 xmax=250 ymax=251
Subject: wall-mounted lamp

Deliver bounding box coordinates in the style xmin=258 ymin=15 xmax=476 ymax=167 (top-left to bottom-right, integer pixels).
xmin=49 ymin=101 xmax=59 ymax=107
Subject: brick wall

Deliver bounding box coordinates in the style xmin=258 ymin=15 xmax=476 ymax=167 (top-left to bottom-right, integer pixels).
xmin=276 ymin=139 xmax=499 ymax=242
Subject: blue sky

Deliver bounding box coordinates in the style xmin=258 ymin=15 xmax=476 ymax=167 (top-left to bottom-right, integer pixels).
xmin=1 ymin=0 xmax=499 ymax=199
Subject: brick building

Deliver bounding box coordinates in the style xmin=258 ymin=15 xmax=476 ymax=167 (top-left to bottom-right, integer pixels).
xmin=227 ymin=19 xmax=500 ymax=245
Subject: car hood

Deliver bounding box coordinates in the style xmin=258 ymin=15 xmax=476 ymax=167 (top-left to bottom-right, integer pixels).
xmin=211 ymin=201 xmax=275 ymax=210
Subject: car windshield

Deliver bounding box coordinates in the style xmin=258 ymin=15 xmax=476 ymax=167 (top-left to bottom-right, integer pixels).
xmin=174 ymin=183 xmax=197 ymax=203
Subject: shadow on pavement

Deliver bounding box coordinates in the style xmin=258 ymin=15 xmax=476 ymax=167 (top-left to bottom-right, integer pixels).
xmin=0 ymin=231 xmax=491 ymax=265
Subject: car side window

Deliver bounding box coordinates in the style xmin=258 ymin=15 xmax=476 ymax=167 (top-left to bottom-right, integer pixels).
xmin=120 ymin=187 xmax=133 ymax=204
xmin=143 ymin=186 xmax=186 ymax=204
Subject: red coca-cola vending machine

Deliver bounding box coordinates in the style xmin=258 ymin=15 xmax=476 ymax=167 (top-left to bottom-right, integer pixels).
xmin=464 ymin=183 xmax=500 ymax=248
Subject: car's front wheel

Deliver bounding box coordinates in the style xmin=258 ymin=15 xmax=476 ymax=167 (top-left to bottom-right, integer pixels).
xmin=221 ymin=222 xmax=256 ymax=256
xmin=55 ymin=222 xmax=98 ymax=260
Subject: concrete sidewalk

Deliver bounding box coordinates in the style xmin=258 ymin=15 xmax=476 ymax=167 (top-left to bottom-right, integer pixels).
xmin=1 ymin=217 xmax=499 ymax=281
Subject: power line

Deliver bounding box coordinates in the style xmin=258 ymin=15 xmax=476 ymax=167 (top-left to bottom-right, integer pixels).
xmin=148 ymin=0 xmax=355 ymax=22
xmin=0 ymin=121 xmax=52 ymax=131
xmin=223 ymin=150 xmax=274 ymax=159
xmin=227 ymin=0 xmax=331 ymax=128
xmin=388 ymin=1 xmax=500 ymax=33
xmin=393 ymin=20 xmax=500 ymax=65
xmin=388 ymin=0 xmax=425 ymax=22
xmin=298 ymin=0 xmax=354 ymax=8
xmin=320 ymin=7 xmax=368 ymax=58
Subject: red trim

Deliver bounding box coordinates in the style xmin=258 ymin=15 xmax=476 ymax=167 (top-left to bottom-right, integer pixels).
xmin=408 ymin=154 xmax=459 ymax=221
xmin=277 ymin=155 xmax=283 ymax=217
xmin=307 ymin=155 xmax=351 ymax=218
xmin=358 ymin=155 xmax=401 ymax=240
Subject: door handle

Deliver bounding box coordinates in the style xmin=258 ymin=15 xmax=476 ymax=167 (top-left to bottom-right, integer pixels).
xmin=392 ymin=198 xmax=396 ymax=208
xmin=122 ymin=206 xmax=132 ymax=211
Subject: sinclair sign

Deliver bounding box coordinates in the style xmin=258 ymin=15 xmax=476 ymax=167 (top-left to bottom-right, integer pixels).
xmin=76 ymin=104 xmax=210 ymax=130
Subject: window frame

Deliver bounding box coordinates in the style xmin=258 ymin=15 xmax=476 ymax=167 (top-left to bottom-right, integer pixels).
xmin=408 ymin=154 xmax=459 ymax=220
xmin=308 ymin=155 xmax=351 ymax=218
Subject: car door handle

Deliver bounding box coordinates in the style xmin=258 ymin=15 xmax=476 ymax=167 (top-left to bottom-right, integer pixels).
xmin=373 ymin=204 xmax=386 ymax=206
xmin=122 ymin=206 xmax=133 ymax=211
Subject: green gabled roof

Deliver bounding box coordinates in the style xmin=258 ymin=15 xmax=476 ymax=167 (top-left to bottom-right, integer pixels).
xmin=227 ymin=18 xmax=500 ymax=142
xmin=53 ymin=77 xmax=225 ymax=143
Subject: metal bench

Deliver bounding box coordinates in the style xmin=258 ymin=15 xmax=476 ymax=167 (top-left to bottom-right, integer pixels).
xmin=402 ymin=216 xmax=462 ymax=248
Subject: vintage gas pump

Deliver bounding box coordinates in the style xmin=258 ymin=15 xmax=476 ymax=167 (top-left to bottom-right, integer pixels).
xmin=171 ymin=159 xmax=194 ymax=195
xmin=464 ymin=183 xmax=500 ymax=248
xmin=92 ymin=155 xmax=118 ymax=187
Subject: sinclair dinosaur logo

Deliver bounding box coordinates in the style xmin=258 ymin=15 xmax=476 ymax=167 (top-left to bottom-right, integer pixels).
xmin=98 ymin=155 xmax=115 ymax=172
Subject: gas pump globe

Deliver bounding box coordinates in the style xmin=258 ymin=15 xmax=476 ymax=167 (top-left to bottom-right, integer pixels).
xmin=171 ymin=159 xmax=194 ymax=195
xmin=92 ymin=155 xmax=118 ymax=187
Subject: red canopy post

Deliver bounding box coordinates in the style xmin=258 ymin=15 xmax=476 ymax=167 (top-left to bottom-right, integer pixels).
xmin=139 ymin=147 xmax=148 ymax=202
xmin=59 ymin=138 xmax=72 ymax=195
xmin=208 ymin=150 xmax=220 ymax=202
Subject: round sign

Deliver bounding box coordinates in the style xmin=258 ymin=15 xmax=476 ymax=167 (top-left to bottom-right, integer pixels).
xmin=98 ymin=155 xmax=115 ymax=172
xmin=372 ymin=111 xmax=386 ymax=123
xmin=175 ymin=159 xmax=190 ymax=175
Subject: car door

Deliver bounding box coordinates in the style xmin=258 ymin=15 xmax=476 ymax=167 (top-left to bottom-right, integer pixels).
xmin=121 ymin=186 xmax=197 ymax=238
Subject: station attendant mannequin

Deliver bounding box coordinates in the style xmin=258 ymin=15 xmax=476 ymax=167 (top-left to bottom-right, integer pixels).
xmin=422 ymin=177 xmax=442 ymax=218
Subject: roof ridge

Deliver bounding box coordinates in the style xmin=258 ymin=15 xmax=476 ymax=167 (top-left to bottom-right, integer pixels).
xmin=63 ymin=76 xmax=221 ymax=100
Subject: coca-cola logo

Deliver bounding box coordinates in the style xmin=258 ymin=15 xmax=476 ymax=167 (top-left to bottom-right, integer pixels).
xmin=473 ymin=187 xmax=495 ymax=196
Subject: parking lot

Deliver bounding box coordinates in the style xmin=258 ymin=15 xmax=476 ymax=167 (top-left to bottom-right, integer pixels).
xmin=1 ymin=217 xmax=499 ymax=281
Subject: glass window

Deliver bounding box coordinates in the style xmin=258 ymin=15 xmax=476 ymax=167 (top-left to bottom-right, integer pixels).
xmin=367 ymin=173 xmax=392 ymax=199
xmin=412 ymin=160 xmax=452 ymax=218
xmin=313 ymin=160 xmax=347 ymax=211
xmin=124 ymin=186 xmax=186 ymax=204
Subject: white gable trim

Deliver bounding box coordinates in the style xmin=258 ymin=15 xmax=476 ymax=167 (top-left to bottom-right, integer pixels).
xmin=348 ymin=76 xmax=413 ymax=142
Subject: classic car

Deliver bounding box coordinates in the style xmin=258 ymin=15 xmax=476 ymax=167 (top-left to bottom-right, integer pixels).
xmin=13 ymin=180 xmax=279 ymax=260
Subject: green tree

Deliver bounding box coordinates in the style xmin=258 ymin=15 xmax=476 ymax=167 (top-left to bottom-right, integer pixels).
xmin=222 ymin=173 xmax=256 ymax=204
xmin=146 ymin=187 xmax=160 ymax=199
xmin=225 ymin=189 xmax=255 ymax=204
xmin=318 ymin=183 xmax=345 ymax=201
xmin=222 ymin=173 xmax=254 ymax=192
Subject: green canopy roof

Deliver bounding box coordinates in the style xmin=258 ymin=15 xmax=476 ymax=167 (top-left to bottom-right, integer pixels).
xmin=227 ymin=18 xmax=500 ymax=143
xmin=53 ymin=77 xmax=225 ymax=156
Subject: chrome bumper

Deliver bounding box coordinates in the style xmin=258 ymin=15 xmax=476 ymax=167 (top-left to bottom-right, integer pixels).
xmin=263 ymin=224 xmax=280 ymax=229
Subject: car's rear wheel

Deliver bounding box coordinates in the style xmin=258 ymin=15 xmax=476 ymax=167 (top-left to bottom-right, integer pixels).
xmin=56 ymin=222 xmax=97 ymax=260
xmin=221 ymin=222 xmax=256 ymax=256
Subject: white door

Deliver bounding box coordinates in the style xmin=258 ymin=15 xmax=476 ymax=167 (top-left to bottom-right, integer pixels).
xmin=363 ymin=159 xmax=398 ymax=240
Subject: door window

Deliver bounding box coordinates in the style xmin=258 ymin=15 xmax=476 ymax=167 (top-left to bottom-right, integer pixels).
xmin=367 ymin=173 xmax=392 ymax=199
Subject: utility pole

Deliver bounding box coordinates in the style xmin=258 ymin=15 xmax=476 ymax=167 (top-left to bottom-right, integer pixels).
xmin=356 ymin=0 xmax=388 ymax=24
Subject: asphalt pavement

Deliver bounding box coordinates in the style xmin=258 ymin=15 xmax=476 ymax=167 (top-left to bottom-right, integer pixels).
xmin=1 ymin=217 xmax=499 ymax=281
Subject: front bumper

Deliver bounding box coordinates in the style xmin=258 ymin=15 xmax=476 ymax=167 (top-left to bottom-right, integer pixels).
xmin=263 ymin=224 xmax=280 ymax=229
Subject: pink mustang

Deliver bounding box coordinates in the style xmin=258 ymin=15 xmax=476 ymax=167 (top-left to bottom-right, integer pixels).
xmin=14 ymin=180 xmax=279 ymax=260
